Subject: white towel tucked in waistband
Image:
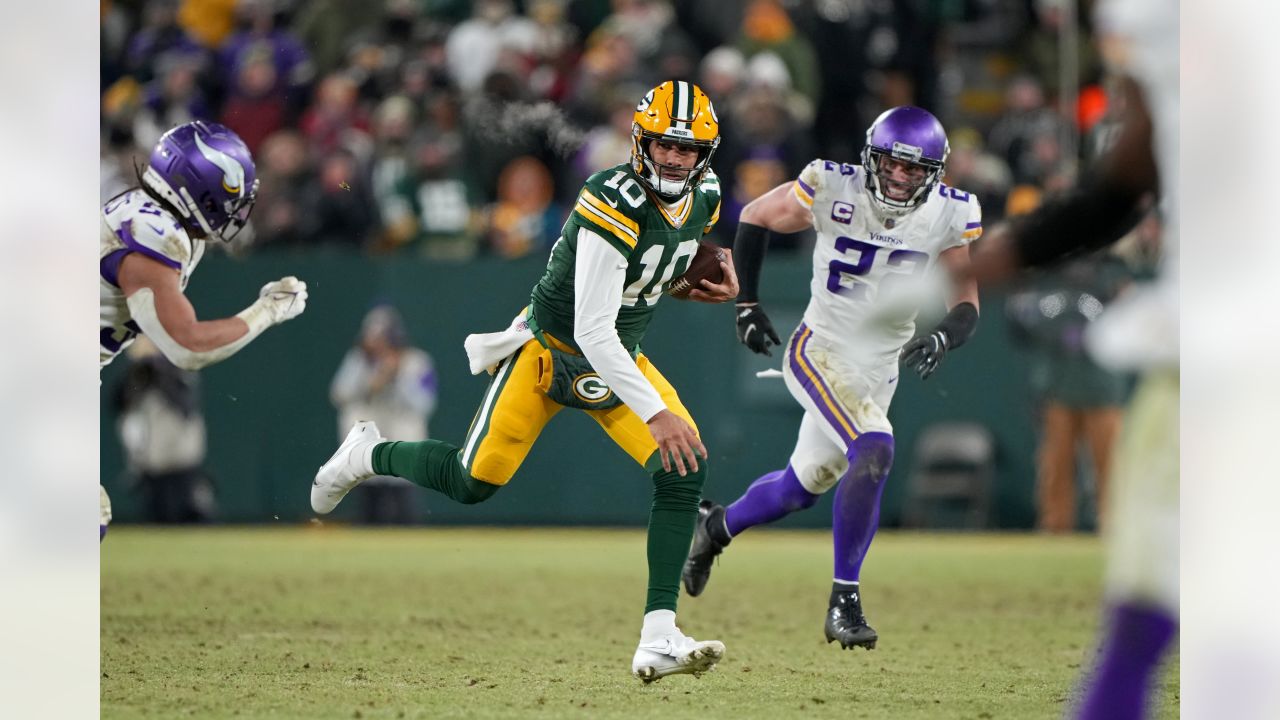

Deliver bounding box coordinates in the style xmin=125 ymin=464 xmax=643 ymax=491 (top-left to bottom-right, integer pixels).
xmin=464 ymin=311 xmax=535 ymax=375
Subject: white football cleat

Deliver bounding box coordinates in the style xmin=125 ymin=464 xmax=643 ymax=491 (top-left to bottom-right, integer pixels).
xmin=311 ymin=421 xmax=385 ymax=514
xmin=632 ymin=631 xmax=726 ymax=683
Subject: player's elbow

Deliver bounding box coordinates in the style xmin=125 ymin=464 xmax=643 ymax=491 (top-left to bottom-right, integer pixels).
xmin=164 ymin=346 xmax=212 ymax=372
xmin=739 ymin=196 xmax=768 ymax=226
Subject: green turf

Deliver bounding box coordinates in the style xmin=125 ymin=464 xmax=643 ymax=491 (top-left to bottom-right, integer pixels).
xmin=101 ymin=527 xmax=1178 ymax=719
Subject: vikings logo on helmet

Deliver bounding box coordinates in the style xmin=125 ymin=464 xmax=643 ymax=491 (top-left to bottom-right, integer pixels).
xmin=194 ymin=132 xmax=246 ymax=197
xmin=630 ymin=81 xmax=721 ymax=202
xmin=140 ymin=121 xmax=259 ymax=242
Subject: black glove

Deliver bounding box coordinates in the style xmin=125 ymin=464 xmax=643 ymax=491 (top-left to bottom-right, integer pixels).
xmin=901 ymin=330 xmax=949 ymax=380
xmin=736 ymin=303 xmax=782 ymax=356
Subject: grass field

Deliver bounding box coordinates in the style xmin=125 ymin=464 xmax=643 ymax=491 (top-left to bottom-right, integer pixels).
xmin=101 ymin=527 xmax=1178 ymax=719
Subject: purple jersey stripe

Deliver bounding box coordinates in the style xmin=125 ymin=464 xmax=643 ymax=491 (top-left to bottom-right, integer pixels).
xmin=116 ymin=219 xmax=182 ymax=271
xmin=965 ymin=221 xmax=982 ymax=229
xmin=796 ymin=178 xmax=815 ymax=197
xmin=99 ymin=248 xmax=130 ymax=287
xmin=787 ymin=324 xmax=859 ymax=448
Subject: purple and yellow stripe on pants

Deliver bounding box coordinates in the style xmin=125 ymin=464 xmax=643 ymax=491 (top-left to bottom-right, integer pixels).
xmin=788 ymin=323 xmax=861 ymax=447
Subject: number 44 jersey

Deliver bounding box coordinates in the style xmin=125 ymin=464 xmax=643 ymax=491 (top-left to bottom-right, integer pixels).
xmin=99 ymin=189 xmax=205 ymax=368
xmin=793 ymin=159 xmax=982 ymax=366
xmin=529 ymin=163 xmax=722 ymax=352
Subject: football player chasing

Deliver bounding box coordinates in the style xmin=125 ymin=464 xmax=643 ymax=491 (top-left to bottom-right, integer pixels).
xmin=683 ymin=107 xmax=982 ymax=650
xmin=312 ymin=81 xmax=739 ymax=682
xmin=100 ymin=121 xmax=309 ymax=540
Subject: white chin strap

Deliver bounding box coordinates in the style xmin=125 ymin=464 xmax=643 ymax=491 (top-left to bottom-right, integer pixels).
xmin=642 ymin=158 xmax=693 ymax=198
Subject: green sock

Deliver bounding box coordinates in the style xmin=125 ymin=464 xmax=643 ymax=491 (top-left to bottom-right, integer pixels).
xmin=644 ymin=459 xmax=709 ymax=614
xmin=371 ymin=441 xmax=500 ymax=505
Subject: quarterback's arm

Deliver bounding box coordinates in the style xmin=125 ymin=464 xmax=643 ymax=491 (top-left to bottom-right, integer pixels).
xmin=118 ymin=253 xmax=306 ymax=371
xmin=572 ymin=228 xmax=667 ymax=422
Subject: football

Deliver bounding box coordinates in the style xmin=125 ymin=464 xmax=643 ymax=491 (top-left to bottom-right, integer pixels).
xmin=667 ymin=242 xmax=726 ymax=299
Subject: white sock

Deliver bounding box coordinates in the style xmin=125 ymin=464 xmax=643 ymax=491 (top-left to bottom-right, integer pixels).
xmin=357 ymin=441 xmax=378 ymax=476
xmin=640 ymin=609 xmax=678 ymax=642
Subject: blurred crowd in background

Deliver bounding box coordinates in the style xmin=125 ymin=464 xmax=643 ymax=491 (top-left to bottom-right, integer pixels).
xmin=102 ymin=0 xmax=1120 ymax=260
xmin=102 ymin=0 xmax=1164 ymax=532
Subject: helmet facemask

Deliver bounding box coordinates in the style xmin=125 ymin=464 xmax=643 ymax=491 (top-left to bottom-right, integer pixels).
xmin=632 ymin=130 xmax=718 ymax=202
xmin=861 ymin=143 xmax=946 ymax=218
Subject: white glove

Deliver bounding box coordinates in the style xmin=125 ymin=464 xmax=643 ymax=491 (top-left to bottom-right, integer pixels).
xmin=256 ymin=276 xmax=308 ymax=325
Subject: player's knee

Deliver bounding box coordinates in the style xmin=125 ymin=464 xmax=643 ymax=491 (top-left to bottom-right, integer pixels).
xmin=456 ymin=475 xmax=502 ymax=504
xmin=652 ymin=458 xmax=708 ymax=510
xmin=794 ymin=453 xmax=848 ymax=495
xmin=847 ymin=432 xmax=895 ymax=483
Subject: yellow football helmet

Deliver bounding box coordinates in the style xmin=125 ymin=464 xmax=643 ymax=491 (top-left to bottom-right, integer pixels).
xmin=631 ymin=80 xmax=721 ymax=201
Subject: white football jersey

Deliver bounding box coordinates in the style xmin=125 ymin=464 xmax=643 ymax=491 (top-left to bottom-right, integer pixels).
xmin=791 ymin=159 xmax=981 ymax=365
xmin=100 ymin=189 xmax=205 ymax=368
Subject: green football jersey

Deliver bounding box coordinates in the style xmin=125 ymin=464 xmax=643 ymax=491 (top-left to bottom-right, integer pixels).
xmin=529 ymin=163 xmax=722 ymax=352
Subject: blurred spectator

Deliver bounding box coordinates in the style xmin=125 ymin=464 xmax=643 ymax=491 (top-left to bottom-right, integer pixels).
xmin=943 ymin=127 xmax=1013 ymax=223
xmin=525 ymin=0 xmax=580 ymax=102
xmin=124 ymin=0 xmax=207 ymax=84
xmin=252 ymin=130 xmax=316 ymax=246
xmin=330 ymin=305 xmax=437 ymax=525
xmin=572 ymin=89 xmax=641 ymax=186
xmin=303 ymin=148 xmax=378 ymax=247
xmin=988 ymin=74 xmax=1068 ymax=185
xmin=101 ymin=0 xmax=133 ymax=89
xmin=372 ymin=89 xmax=479 ymax=258
xmin=1018 ymin=0 xmax=1102 ymax=102
xmin=216 ymin=0 xmax=315 ymax=119
xmin=219 ymin=46 xmax=289 ymax=154
xmin=716 ymin=83 xmax=814 ymax=249
xmin=445 ymin=0 xmax=540 ymax=93
xmin=485 ymin=156 xmax=563 ymax=258
xmin=101 ymin=123 xmax=142 ymax=204
xmin=606 ymin=0 xmax=698 ymax=86
xmin=294 ymin=0 xmax=403 ymax=77
xmin=298 ymin=72 xmax=374 ymax=161
xmin=178 ymin=0 xmax=240 ymax=49
xmin=735 ymin=0 xmax=819 ymax=125
xmin=697 ymin=46 xmax=745 ymax=104
xmin=1006 ymin=250 xmax=1136 ymax=533
xmin=112 ymin=338 xmax=214 ymax=524
xmin=133 ymin=53 xmax=213 ymax=149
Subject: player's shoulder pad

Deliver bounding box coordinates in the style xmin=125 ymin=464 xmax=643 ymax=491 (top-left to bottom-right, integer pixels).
xmin=797 ymin=158 xmax=859 ymax=201
xmin=114 ymin=194 xmax=195 ymax=269
xmin=697 ymin=168 xmax=721 ymax=197
xmin=573 ymin=165 xmax=645 ymax=252
xmin=936 ymin=182 xmax=983 ymax=242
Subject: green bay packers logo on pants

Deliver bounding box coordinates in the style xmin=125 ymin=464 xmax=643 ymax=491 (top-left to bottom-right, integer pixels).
xmin=572 ymin=373 xmax=613 ymax=404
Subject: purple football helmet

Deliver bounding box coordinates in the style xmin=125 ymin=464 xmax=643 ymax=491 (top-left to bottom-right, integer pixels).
xmin=860 ymin=106 xmax=950 ymax=217
xmin=141 ymin=121 xmax=258 ymax=242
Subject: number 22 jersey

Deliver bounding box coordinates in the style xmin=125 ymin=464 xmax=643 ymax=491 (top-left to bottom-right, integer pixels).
xmin=792 ymin=159 xmax=982 ymax=365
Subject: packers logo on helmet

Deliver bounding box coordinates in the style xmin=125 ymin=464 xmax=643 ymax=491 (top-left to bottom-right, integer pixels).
xmin=631 ymin=81 xmax=721 ymax=202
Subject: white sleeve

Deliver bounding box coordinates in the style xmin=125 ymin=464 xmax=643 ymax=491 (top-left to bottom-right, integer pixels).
xmin=572 ymin=228 xmax=667 ymax=422
xmin=125 ymin=288 xmax=272 ymax=371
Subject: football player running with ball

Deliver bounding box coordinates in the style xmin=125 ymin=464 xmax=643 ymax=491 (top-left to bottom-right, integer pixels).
xmin=683 ymin=107 xmax=982 ymax=650
xmin=100 ymin=121 xmax=308 ymax=540
xmin=312 ymin=81 xmax=739 ymax=682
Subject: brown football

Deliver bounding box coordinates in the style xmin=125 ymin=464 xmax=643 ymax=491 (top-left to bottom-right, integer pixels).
xmin=667 ymin=242 xmax=726 ymax=299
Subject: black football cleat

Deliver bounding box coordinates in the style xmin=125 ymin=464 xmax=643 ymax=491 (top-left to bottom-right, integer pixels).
xmin=682 ymin=500 xmax=730 ymax=597
xmin=824 ymin=584 xmax=878 ymax=650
